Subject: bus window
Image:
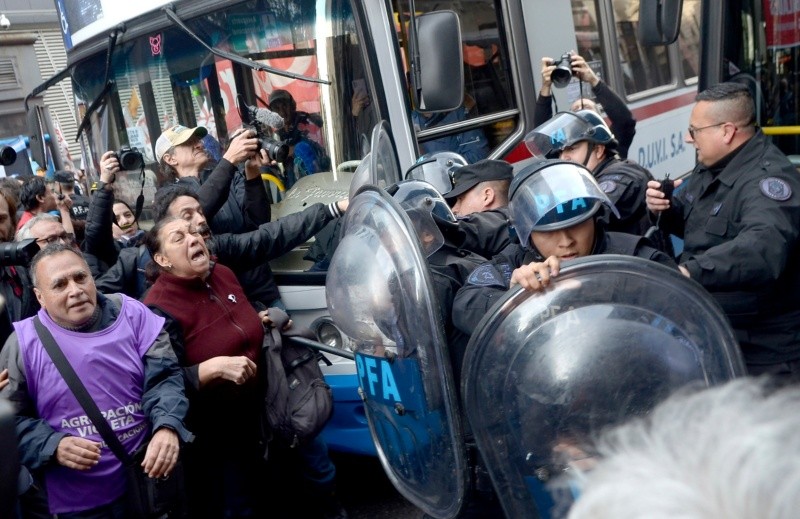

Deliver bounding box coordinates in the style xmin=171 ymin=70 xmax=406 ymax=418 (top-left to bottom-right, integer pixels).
xmin=393 ymin=0 xmax=517 ymax=161
xmin=611 ymin=0 xmax=672 ymax=95
xmin=679 ymin=0 xmax=701 ymax=82
xmin=572 ymin=1 xmax=603 ymax=64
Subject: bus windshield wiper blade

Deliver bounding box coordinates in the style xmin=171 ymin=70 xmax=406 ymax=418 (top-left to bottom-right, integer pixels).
xmin=164 ymin=6 xmax=330 ymax=86
xmin=25 ymin=67 xmax=72 ymax=111
xmin=76 ymin=26 xmax=124 ymax=141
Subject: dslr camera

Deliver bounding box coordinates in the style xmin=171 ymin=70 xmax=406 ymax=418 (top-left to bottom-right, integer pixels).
xmin=114 ymin=146 xmax=144 ymax=171
xmin=550 ymin=52 xmax=574 ymax=88
xmin=237 ymin=95 xmax=289 ymax=163
xmin=0 ymin=239 xmax=39 ymax=267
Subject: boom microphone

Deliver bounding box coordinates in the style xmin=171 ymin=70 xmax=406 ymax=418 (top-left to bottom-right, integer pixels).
xmin=252 ymin=106 xmax=285 ymax=130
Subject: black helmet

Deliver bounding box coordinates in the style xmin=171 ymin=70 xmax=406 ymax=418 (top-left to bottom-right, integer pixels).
xmin=405 ymin=151 xmax=468 ymax=196
xmin=524 ymin=111 xmax=617 ymax=158
xmin=508 ymin=160 xmax=618 ymax=250
xmin=388 ymin=180 xmax=456 ymax=256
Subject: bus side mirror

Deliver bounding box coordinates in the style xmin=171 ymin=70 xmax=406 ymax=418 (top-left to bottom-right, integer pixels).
xmin=638 ymin=0 xmax=684 ymax=46
xmin=412 ymin=10 xmax=464 ymax=113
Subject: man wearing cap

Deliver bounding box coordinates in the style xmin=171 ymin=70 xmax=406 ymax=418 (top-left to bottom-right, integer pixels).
xmin=438 ymin=159 xmax=515 ymax=259
xmin=156 ymin=124 xmax=264 ymax=235
xmin=54 ymin=170 xmax=90 ymax=223
xmin=453 ymin=160 xmax=674 ymax=337
xmin=526 ymin=111 xmax=654 ymax=238
xmin=446 ymin=159 xmax=512 ymax=218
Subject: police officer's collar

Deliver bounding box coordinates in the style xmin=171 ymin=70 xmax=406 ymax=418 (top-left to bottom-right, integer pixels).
xmin=703 ymin=133 xmax=755 ymax=178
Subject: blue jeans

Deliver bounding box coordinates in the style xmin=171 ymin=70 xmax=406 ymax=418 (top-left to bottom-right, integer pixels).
xmin=297 ymin=435 xmax=336 ymax=495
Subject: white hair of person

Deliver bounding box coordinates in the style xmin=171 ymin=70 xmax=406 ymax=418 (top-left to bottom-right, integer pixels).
xmin=16 ymin=213 xmax=60 ymax=241
xmin=567 ymin=378 xmax=800 ymax=519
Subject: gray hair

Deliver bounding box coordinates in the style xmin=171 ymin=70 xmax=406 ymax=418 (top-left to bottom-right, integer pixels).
xmin=16 ymin=213 xmax=60 ymax=241
xmin=696 ymin=82 xmax=756 ymax=128
xmin=568 ymin=378 xmax=800 ymax=519
xmin=30 ymin=242 xmax=86 ymax=288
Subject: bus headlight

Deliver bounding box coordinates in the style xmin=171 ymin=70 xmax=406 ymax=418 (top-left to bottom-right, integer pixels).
xmin=311 ymin=317 xmax=353 ymax=351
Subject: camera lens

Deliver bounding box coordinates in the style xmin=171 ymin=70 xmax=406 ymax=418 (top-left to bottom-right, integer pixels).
xmin=551 ymin=53 xmax=573 ymax=89
xmin=264 ymin=141 xmax=289 ymax=163
xmin=118 ymin=149 xmax=144 ymax=170
xmin=0 ymin=146 xmax=16 ymax=167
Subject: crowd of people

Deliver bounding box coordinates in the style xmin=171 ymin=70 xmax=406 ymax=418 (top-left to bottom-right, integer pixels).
xmin=1 ymin=46 xmax=800 ymax=517
xmin=0 ymin=116 xmax=348 ymax=518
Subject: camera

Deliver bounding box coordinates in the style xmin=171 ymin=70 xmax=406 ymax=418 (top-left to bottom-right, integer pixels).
xmin=114 ymin=146 xmax=144 ymax=171
xmin=0 ymin=239 xmax=39 ymax=267
xmin=550 ymin=52 xmax=574 ymax=88
xmin=237 ymin=95 xmax=290 ymax=163
xmin=0 ymin=146 xmax=16 ymax=167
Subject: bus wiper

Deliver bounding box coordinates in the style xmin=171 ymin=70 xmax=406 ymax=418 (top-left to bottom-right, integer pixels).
xmin=164 ymin=6 xmax=330 ymax=86
xmin=76 ymin=25 xmax=125 ymax=141
xmin=25 ymin=67 xmax=72 ymax=111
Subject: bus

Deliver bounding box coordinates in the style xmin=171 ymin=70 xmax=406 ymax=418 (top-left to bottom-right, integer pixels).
xmin=698 ymin=0 xmax=800 ymax=162
xmin=41 ymin=0 xmax=700 ymax=455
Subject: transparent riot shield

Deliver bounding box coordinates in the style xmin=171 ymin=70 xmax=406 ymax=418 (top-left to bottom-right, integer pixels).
xmin=326 ymin=186 xmax=468 ymax=519
xmin=369 ymin=121 xmax=402 ymax=190
xmin=462 ymin=255 xmax=746 ymax=519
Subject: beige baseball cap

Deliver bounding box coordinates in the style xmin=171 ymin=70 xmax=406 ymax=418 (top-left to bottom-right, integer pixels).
xmin=155 ymin=124 xmax=208 ymax=162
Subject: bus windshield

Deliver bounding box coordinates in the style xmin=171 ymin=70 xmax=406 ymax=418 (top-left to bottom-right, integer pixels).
xmin=71 ymin=0 xmax=379 ymax=211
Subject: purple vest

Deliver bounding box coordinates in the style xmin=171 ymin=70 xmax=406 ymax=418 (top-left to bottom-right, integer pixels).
xmin=15 ymin=294 xmax=165 ymax=514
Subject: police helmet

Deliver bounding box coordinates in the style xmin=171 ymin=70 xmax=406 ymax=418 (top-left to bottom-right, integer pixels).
xmin=508 ymin=160 xmax=619 ymax=250
xmin=524 ymin=111 xmax=617 ymax=158
xmin=405 ymin=151 xmax=468 ymax=196
xmin=388 ymin=180 xmax=455 ymax=256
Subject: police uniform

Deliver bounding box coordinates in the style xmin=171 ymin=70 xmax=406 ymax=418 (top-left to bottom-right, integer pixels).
xmin=658 ymin=130 xmax=800 ymax=372
xmin=454 ymin=207 xmax=511 ymax=259
xmin=452 ymin=226 xmax=675 ymax=336
xmin=594 ymin=157 xmax=653 ymax=236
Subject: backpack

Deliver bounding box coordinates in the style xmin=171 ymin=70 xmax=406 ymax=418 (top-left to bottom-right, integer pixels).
xmin=262 ymin=307 xmax=333 ymax=448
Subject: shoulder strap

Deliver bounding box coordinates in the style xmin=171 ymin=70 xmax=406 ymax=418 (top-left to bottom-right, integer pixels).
xmin=33 ymin=316 xmax=133 ymax=465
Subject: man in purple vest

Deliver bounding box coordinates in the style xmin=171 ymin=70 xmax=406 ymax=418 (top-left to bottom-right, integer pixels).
xmin=0 ymin=243 xmax=192 ymax=518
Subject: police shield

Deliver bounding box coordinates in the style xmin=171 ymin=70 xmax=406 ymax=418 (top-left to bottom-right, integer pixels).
xmin=462 ymin=255 xmax=745 ymax=519
xmin=369 ymin=121 xmax=402 ymax=190
xmin=326 ymin=187 xmax=468 ymax=518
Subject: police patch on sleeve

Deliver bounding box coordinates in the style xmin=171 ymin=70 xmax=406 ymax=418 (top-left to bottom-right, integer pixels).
xmin=598 ymin=180 xmax=618 ymax=194
xmin=467 ymin=263 xmax=508 ymax=288
xmin=760 ymin=177 xmax=792 ymax=201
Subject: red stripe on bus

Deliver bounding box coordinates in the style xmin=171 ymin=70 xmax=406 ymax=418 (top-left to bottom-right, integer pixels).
xmin=630 ymin=90 xmax=697 ymax=121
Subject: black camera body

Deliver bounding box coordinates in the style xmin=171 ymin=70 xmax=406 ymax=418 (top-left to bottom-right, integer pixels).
xmin=0 ymin=239 xmax=39 ymax=267
xmin=551 ymin=52 xmax=574 ymax=88
xmin=114 ymin=146 xmax=144 ymax=171
xmin=237 ymin=98 xmax=289 ymax=163
xmin=0 ymin=146 xmax=16 ymax=167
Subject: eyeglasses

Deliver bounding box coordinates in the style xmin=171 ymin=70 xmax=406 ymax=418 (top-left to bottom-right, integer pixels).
xmin=36 ymin=231 xmax=71 ymax=246
xmin=687 ymin=122 xmax=726 ymax=139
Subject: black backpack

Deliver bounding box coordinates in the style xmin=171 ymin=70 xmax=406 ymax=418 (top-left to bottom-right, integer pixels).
xmin=261 ymin=307 xmax=333 ymax=448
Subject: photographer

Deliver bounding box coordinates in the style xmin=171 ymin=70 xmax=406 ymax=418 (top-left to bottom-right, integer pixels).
xmin=0 ymin=189 xmax=39 ymax=346
xmin=536 ymin=52 xmax=636 ymax=159
xmin=157 ymin=125 xmax=265 ymax=235
xmin=268 ymin=89 xmax=331 ymax=189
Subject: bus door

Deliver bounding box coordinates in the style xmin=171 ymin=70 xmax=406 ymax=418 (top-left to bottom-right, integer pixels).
xmin=702 ymin=0 xmax=800 ymax=162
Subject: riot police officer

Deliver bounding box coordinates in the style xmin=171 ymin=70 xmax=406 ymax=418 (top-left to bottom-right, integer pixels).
xmin=647 ymin=82 xmax=800 ymax=380
xmin=389 ymin=180 xmax=485 ymax=382
xmin=405 ymin=154 xmax=513 ymax=259
xmin=453 ymin=159 xmax=674 ymax=336
xmin=525 ymin=110 xmax=654 ymax=237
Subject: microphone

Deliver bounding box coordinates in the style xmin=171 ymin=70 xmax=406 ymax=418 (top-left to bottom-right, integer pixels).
xmin=252 ymin=106 xmax=285 ymax=130
xmin=236 ymin=94 xmax=285 ymax=130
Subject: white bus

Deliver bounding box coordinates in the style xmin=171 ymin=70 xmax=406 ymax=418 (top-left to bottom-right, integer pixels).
xmin=42 ymin=0 xmax=699 ymax=455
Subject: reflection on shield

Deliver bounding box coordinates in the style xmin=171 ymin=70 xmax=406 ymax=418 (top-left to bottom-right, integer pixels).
xmin=463 ymin=255 xmax=745 ymax=519
xmin=326 ymin=186 xmax=468 ymax=518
